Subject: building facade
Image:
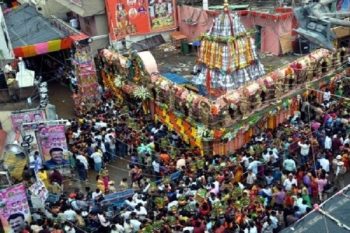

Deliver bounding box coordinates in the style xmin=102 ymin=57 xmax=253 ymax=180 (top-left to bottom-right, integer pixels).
xmin=51 ymin=0 xmax=109 ymax=55
xmin=178 ymin=6 xmax=295 ymax=55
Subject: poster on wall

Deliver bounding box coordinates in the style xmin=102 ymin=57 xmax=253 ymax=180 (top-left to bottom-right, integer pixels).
xmin=105 ymin=0 xmax=176 ymax=41
xmin=73 ymin=46 xmax=100 ymax=109
xmin=37 ymin=125 xmax=69 ymax=169
xmin=0 ymin=184 xmax=31 ymax=233
xmin=148 ymin=0 xmax=175 ymax=31
xmin=11 ymin=110 xmax=46 ymax=132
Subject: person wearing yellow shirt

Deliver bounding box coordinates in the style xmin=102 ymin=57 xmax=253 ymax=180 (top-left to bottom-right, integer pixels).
xmin=37 ymin=168 xmax=50 ymax=189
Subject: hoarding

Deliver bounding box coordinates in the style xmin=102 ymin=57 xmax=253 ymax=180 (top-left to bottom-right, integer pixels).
xmin=11 ymin=110 xmax=46 ymax=132
xmin=105 ymin=0 xmax=177 ymax=41
xmin=0 ymin=184 xmax=31 ymax=233
xmin=37 ymin=125 xmax=69 ymax=169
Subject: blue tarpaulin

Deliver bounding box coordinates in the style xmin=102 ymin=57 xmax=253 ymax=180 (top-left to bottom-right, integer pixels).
xmin=101 ymin=189 xmax=134 ymax=208
xmin=162 ymin=73 xmax=189 ymax=85
xmin=338 ymin=0 xmax=350 ymax=10
xmin=155 ymin=171 xmax=182 ymax=185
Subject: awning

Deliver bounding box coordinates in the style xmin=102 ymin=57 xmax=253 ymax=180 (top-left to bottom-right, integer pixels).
xmin=12 ymin=38 xmax=73 ymax=58
xmin=5 ymin=4 xmax=88 ymax=58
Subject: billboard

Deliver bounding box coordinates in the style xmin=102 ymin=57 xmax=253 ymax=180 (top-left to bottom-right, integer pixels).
xmin=37 ymin=125 xmax=69 ymax=169
xmin=0 ymin=184 xmax=31 ymax=233
xmin=105 ymin=0 xmax=177 ymax=41
xmin=11 ymin=110 xmax=46 ymax=132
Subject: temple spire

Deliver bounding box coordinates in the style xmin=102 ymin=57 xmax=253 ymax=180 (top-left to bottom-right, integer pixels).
xmin=192 ymin=7 xmax=265 ymax=97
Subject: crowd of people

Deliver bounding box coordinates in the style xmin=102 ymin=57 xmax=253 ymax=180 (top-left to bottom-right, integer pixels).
xmin=19 ymin=85 xmax=350 ymax=233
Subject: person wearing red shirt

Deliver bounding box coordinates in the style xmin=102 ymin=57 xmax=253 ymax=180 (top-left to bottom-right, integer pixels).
xmin=160 ymin=151 xmax=170 ymax=165
xmin=199 ymin=202 xmax=211 ymax=217
xmin=193 ymin=220 xmax=206 ymax=233
xmin=213 ymin=221 xmax=226 ymax=233
xmin=284 ymin=192 xmax=294 ymax=208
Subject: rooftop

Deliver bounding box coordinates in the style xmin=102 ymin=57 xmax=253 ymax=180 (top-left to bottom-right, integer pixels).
xmin=4 ymin=4 xmax=69 ymax=48
xmin=150 ymin=43 xmax=299 ymax=83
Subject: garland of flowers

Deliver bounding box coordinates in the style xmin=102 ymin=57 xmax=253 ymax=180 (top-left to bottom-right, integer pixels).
xmin=200 ymin=31 xmax=251 ymax=43
xmin=114 ymin=75 xmax=125 ymax=88
xmin=133 ymin=86 xmax=151 ymax=100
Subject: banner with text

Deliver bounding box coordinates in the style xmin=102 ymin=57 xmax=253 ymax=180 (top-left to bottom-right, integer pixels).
xmin=37 ymin=125 xmax=69 ymax=169
xmin=11 ymin=110 xmax=46 ymax=132
xmin=0 ymin=184 xmax=31 ymax=233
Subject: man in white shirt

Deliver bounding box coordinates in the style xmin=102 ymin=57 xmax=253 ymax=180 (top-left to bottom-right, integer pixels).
xmin=247 ymin=159 xmax=262 ymax=175
xmin=92 ymin=188 xmax=103 ymax=200
xmin=72 ymin=129 xmax=81 ymax=139
xmin=90 ymin=148 xmax=103 ymax=172
xmin=241 ymin=155 xmax=251 ymax=168
xmin=98 ymin=213 xmax=110 ymax=227
xmin=324 ymin=135 xmax=332 ymax=150
xmin=298 ymin=140 xmax=310 ymax=164
xmin=269 ymin=211 xmax=279 ymax=231
xmin=129 ymin=213 xmax=142 ymax=232
xmin=94 ymin=120 xmax=107 ymax=130
xmin=134 ymin=204 xmax=147 ymax=216
xmin=176 ymin=155 xmax=186 ymax=170
xmin=112 ymin=223 xmax=125 ymax=233
xmin=283 ymin=174 xmax=297 ymax=191
xmin=246 ymin=169 xmax=257 ymax=186
xmin=29 ymin=151 xmax=43 ymax=173
xmin=298 ymin=141 xmax=310 ymax=156
xmin=318 ymin=155 xmax=330 ymax=172
xmin=323 ymin=88 xmax=331 ymax=102
xmin=132 ymin=194 xmax=147 ymax=206
xmin=152 ymin=159 xmax=160 ymax=177
xmin=125 ymin=197 xmax=138 ymax=209
xmin=262 ymin=150 xmax=271 ymax=163
xmin=283 ymin=157 xmax=296 ymax=172
xmin=76 ymin=154 xmax=89 ymax=170
xmin=267 ymin=150 xmax=279 ymax=165
xmin=296 ymin=199 xmax=309 ymax=215
xmin=123 ymin=219 xmax=133 ymax=233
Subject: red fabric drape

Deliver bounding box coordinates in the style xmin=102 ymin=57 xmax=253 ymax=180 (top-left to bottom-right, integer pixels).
xmin=206 ymin=69 xmax=211 ymax=93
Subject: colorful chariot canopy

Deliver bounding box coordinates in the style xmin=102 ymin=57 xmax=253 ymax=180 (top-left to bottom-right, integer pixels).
xmin=192 ymin=2 xmax=265 ymax=97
